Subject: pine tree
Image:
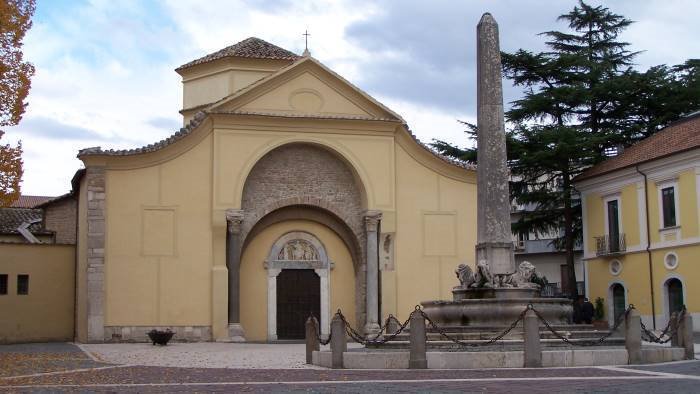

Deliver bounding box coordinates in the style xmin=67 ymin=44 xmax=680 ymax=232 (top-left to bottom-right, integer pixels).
xmin=0 ymin=0 xmax=35 ymax=206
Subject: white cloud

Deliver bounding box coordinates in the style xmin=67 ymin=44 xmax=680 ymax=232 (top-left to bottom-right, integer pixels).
xmin=3 ymin=0 xmax=698 ymax=196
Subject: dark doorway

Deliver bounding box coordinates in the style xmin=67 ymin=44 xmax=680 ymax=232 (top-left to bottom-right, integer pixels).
xmin=277 ymin=269 xmax=320 ymax=339
xmin=611 ymin=283 xmax=625 ymax=321
xmin=667 ymin=278 xmax=684 ymax=315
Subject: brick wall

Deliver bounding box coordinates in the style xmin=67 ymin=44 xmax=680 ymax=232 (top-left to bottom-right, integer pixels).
xmin=241 ymin=143 xmax=365 ymax=242
xmin=44 ymin=197 xmax=77 ymax=245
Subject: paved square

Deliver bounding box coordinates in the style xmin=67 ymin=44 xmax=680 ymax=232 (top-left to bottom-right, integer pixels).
xmin=1 ymin=343 xmax=699 ymax=393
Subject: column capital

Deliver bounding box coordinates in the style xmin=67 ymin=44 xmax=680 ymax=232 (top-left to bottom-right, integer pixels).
xmin=225 ymin=209 xmax=245 ymax=234
xmin=364 ymin=210 xmax=382 ymax=232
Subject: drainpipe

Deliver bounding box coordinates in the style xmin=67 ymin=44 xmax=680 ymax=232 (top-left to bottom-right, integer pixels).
xmin=636 ymin=165 xmax=656 ymax=329
xmin=17 ymin=218 xmax=43 ymax=244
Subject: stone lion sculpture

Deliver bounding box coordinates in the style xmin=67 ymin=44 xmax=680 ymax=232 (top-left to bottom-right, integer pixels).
xmin=472 ymin=259 xmax=494 ymax=288
xmin=504 ymin=261 xmax=540 ymax=289
xmin=455 ymin=264 xmax=475 ymax=289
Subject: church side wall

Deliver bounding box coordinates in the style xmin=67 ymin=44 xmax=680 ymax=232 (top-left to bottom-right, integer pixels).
xmin=102 ymin=134 xmax=214 ymax=340
xmin=388 ymin=144 xmax=477 ymax=321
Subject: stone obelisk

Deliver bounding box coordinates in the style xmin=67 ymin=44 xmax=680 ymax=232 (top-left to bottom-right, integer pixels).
xmin=475 ymin=13 xmax=515 ymax=278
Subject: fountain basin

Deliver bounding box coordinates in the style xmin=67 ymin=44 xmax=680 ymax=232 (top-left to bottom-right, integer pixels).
xmin=422 ymin=297 xmax=572 ymax=327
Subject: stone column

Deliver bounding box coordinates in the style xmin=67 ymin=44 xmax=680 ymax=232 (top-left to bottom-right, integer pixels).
xmin=625 ymin=308 xmax=642 ymax=364
xmin=364 ymin=210 xmax=382 ymax=335
xmin=225 ymin=209 xmax=245 ymax=341
xmin=681 ymin=313 xmax=694 ymax=360
xmin=305 ymin=316 xmax=320 ymax=364
xmin=86 ymin=167 xmax=106 ymax=342
xmin=267 ymin=268 xmax=282 ymax=341
xmin=331 ymin=313 xmax=347 ymax=369
xmin=409 ymin=311 xmax=428 ymax=369
xmin=315 ymin=268 xmax=330 ymax=336
xmin=524 ymin=309 xmax=542 ymax=367
xmin=475 ymin=13 xmax=515 ymax=276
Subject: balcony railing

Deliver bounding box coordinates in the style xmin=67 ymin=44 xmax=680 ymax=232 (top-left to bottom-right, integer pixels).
xmin=513 ymin=238 xmax=583 ymax=254
xmin=540 ymin=282 xmax=585 ymax=298
xmin=595 ymin=233 xmax=626 ymax=256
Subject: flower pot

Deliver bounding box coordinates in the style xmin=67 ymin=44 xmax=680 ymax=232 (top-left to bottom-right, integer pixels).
xmin=592 ymin=320 xmax=608 ymax=329
xmin=147 ymin=329 xmax=174 ymax=345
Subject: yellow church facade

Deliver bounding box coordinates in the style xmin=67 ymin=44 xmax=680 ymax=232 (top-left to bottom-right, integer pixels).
xmin=576 ymin=113 xmax=700 ymax=332
xmin=74 ymin=38 xmax=477 ymax=342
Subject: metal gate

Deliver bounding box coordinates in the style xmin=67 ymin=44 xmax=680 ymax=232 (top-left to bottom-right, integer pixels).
xmin=276 ymin=269 xmax=320 ymax=339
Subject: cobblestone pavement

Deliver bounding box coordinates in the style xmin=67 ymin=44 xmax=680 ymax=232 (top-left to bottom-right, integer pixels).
xmin=1 ymin=360 xmax=699 ymax=393
xmin=1 ymin=343 xmax=699 ymax=393
xmin=0 ymin=343 xmax=109 ymax=378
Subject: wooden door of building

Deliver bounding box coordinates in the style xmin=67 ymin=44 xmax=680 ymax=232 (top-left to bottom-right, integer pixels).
xmin=667 ymin=278 xmax=684 ymax=315
xmin=276 ymin=269 xmax=320 ymax=339
xmin=612 ymin=283 xmax=626 ymax=321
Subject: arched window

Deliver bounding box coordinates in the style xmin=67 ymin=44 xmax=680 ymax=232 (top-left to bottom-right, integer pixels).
xmin=666 ymin=278 xmax=684 ymax=315
xmin=611 ymin=283 xmax=626 ymax=321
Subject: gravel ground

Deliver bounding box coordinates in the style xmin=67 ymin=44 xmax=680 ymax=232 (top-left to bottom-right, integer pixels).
xmin=80 ymin=342 xmax=362 ymax=369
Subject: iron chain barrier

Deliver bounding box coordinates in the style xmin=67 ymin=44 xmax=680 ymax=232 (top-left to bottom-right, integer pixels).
xmin=337 ymin=310 xmax=413 ymax=345
xmin=325 ymin=302 xmax=682 ymax=349
xmin=419 ymin=306 xmax=527 ymax=348
xmin=531 ymin=303 xmax=631 ymax=347
xmin=640 ymin=306 xmax=686 ymax=344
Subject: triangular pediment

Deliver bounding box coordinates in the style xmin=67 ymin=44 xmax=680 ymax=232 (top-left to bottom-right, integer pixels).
xmin=208 ymin=57 xmax=404 ymax=122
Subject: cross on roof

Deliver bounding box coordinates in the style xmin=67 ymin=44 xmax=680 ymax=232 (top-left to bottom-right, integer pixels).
xmin=303 ymin=29 xmax=311 ymax=56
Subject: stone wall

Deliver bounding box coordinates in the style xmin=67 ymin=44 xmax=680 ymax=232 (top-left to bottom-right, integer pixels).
xmin=44 ymin=197 xmax=77 ymax=245
xmin=241 ymin=143 xmax=365 ymax=239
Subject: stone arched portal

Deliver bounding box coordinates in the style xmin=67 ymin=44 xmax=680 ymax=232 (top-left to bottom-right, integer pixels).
xmin=225 ymin=142 xmax=380 ymax=341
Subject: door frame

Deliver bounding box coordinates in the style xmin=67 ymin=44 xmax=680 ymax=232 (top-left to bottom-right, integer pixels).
xmin=607 ymin=280 xmax=627 ymax=327
xmin=265 ymin=231 xmax=332 ymax=341
xmin=661 ymin=273 xmax=686 ymax=328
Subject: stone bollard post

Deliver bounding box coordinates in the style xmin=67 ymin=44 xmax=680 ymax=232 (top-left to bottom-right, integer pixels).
xmin=670 ymin=312 xmax=680 ymax=347
xmin=305 ymin=316 xmax=320 ymax=364
xmin=330 ymin=314 xmax=346 ymax=369
xmin=625 ymin=309 xmax=642 ymax=364
xmin=386 ymin=315 xmax=399 ymax=335
xmin=523 ymin=309 xmax=542 ymax=368
xmin=681 ymin=313 xmax=694 ymax=360
xmin=409 ymin=311 xmax=428 ymax=369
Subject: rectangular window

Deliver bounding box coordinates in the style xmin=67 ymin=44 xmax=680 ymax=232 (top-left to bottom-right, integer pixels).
xmin=17 ymin=274 xmax=29 ymax=295
xmin=0 ymin=274 xmax=7 ymax=295
xmin=607 ymin=200 xmax=620 ymax=237
xmin=607 ymin=199 xmax=620 ymax=252
xmin=661 ymin=186 xmax=676 ymax=228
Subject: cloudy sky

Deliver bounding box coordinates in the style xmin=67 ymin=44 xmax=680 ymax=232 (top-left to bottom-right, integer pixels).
xmin=4 ymin=0 xmax=699 ymax=196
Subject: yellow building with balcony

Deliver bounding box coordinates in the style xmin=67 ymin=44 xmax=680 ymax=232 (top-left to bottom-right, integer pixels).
xmin=575 ymin=112 xmax=700 ymax=332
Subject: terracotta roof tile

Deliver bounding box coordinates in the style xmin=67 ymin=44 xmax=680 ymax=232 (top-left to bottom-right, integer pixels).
xmin=10 ymin=195 xmax=54 ymax=208
xmin=0 ymin=208 xmax=44 ymax=234
xmin=576 ymin=113 xmax=700 ymax=181
xmin=176 ymin=37 xmax=299 ymax=71
xmin=78 ymin=111 xmax=208 ymax=157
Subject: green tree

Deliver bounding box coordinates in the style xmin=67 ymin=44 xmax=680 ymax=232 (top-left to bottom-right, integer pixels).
xmin=0 ymin=0 xmax=35 ymax=206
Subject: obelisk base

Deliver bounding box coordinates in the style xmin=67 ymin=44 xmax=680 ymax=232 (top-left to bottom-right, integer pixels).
xmin=475 ymin=241 xmax=515 ymax=276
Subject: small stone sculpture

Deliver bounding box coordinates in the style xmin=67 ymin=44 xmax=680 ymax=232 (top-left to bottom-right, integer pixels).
xmin=473 ymin=260 xmax=494 ymax=288
xmin=455 ymin=264 xmax=475 ymax=289
xmin=511 ymin=261 xmax=540 ymax=289
xmin=455 ymin=260 xmax=541 ymax=289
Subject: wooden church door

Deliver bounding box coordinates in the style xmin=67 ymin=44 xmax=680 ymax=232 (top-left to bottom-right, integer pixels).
xmin=276 ymin=269 xmax=320 ymax=339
